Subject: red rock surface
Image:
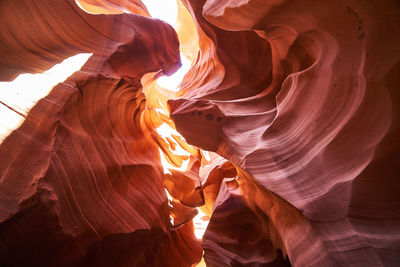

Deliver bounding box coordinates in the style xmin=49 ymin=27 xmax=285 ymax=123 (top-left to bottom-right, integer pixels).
xmin=0 ymin=1 xmax=201 ymax=266
xmin=170 ymin=0 xmax=400 ymax=266
xmin=1 ymin=0 xmax=400 ymax=266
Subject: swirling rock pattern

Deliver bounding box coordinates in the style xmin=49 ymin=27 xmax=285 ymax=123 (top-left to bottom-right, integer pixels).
xmin=0 ymin=0 xmax=202 ymax=266
xmin=0 ymin=0 xmax=400 ymax=266
xmin=170 ymin=0 xmax=400 ymax=266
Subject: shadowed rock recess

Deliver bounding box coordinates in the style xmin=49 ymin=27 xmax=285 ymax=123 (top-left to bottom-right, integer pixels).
xmin=0 ymin=0 xmax=399 ymax=266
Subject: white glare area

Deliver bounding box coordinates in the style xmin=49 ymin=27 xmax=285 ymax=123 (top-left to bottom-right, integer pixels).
xmin=0 ymin=53 xmax=92 ymax=142
xmin=165 ymin=189 xmax=175 ymax=224
xmin=202 ymin=151 xmax=211 ymax=162
xmin=143 ymin=0 xmax=208 ymax=242
xmin=142 ymin=0 xmax=190 ymax=92
xmin=74 ymin=0 xmax=87 ymax=12
xmin=165 ymin=188 xmax=173 ymax=205
xmin=193 ymin=208 xmax=210 ymax=239
xmin=157 ymin=55 xmax=191 ymax=92
xmin=142 ymin=0 xmax=178 ymax=27
xmin=157 ymin=123 xmax=191 ymax=174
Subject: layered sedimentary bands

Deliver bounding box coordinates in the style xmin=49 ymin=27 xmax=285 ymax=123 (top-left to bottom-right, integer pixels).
xmin=0 ymin=0 xmax=399 ymax=266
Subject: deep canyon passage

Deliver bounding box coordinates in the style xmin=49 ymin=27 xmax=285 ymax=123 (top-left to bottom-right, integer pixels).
xmin=0 ymin=0 xmax=399 ymax=266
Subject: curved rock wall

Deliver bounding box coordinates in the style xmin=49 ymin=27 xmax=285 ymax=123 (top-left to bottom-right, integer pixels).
xmin=0 ymin=0 xmax=399 ymax=266
xmin=0 ymin=1 xmax=201 ymax=266
xmin=170 ymin=0 xmax=400 ymax=266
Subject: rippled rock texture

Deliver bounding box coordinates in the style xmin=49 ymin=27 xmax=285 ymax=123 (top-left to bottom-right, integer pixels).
xmin=1 ymin=0 xmax=400 ymax=266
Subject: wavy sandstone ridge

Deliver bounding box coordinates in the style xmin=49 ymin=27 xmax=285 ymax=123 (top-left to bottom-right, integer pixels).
xmin=0 ymin=0 xmax=202 ymax=266
xmin=0 ymin=0 xmax=399 ymax=266
xmin=169 ymin=0 xmax=400 ymax=266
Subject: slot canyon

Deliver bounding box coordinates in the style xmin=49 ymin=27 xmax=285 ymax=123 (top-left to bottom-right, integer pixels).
xmin=0 ymin=0 xmax=399 ymax=266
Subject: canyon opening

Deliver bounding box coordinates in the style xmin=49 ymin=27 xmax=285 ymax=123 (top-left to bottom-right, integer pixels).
xmin=0 ymin=0 xmax=399 ymax=266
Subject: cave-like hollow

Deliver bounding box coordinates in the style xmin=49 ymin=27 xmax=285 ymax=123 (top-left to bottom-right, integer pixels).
xmin=0 ymin=0 xmax=399 ymax=266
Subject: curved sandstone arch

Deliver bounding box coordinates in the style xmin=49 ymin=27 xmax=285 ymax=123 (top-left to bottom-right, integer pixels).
xmin=0 ymin=0 xmax=399 ymax=266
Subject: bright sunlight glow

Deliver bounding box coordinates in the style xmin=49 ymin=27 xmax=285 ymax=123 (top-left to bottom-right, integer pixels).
xmin=142 ymin=0 xmax=178 ymax=27
xmin=157 ymin=123 xmax=191 ymax=174
xmin=142 ymin=0 xmax=210 ymax=244
xmin=193 ymin=208 xmax=210 ymax=239
xmin=157 ymin=55 xmax=191 ymax=91
xmin=142 ymin=0 xmax=190 ymax=92
xmin=0 ymin=53 xmax=92 ymax=142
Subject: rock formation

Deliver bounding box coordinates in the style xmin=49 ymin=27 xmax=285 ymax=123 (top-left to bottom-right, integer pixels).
xmin=0 ymin=0 xmax=399 ymax=266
